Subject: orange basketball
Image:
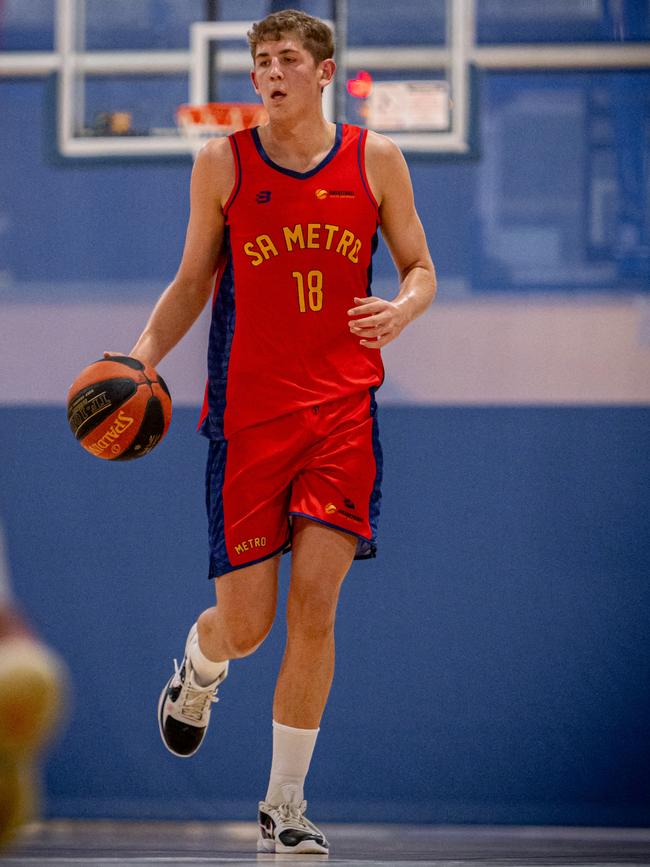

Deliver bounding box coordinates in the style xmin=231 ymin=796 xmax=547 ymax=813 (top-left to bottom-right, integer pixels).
xmin=67 ymin=356 xmax=172 ymax=461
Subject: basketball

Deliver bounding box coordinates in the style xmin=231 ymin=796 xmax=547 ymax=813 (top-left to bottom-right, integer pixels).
xmin=67 ymin=356 xmax=172 ymax=461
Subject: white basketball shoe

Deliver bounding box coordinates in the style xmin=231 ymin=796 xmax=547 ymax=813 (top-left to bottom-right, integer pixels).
xmin=257 ymin=783 xmax=329 ymax=855
xmin=157 ymin=624 xmax=228 ymax=758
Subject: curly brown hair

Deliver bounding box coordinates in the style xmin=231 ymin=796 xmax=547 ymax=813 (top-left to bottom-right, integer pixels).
xmin=247 ymin=9 xmax=334 ymax=64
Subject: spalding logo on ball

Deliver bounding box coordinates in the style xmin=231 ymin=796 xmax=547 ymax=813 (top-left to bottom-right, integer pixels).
xmin=67 ymin=356 xmax=172 ymax=460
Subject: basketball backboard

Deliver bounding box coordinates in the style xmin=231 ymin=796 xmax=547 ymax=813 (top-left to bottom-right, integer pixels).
xmin=0 ymin=0 xmax=475 ymax=158
xmin=50 ymin=0 xmax=471 ymax=158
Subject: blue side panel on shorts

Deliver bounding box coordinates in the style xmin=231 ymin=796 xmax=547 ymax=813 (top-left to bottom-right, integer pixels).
xmin=205 ymin=438 xmax=232 ymax=578
xmin=358 ymin=226 xmax=382 ymax=560
xmin=199 ymin=228 xmax=235 ymax=440
xmin=356 ymin=386 xmax=382 ymax=560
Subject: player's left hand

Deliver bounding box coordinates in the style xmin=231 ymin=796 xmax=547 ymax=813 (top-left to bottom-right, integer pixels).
xmin=347 ymin=296 xmax=409 ymax=349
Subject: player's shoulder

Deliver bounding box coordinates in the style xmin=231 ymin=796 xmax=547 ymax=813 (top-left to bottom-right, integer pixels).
xmin=364 ymin=129 xmax=405 ymax=168
xmin=363 ymin=130 xmax=410 ymax=205
xmin=196 ymin=134 xmax=234 ymax=170
xmin=192 ymin=135 xmax=236 ymax=200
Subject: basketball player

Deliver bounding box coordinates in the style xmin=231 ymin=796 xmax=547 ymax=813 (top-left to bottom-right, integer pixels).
xmin=122 ymin=10 xmax=435 ymax=855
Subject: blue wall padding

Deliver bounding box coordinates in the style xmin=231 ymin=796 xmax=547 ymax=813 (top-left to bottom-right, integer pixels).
xmin=1 ymin=406 xmax=648 ymax=825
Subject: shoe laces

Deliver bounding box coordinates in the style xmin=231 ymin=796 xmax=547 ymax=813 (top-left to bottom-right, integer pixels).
xmin=172 ymin=658 xmax=218 ymax=722
xmin=277 ymin=799 xmax=317 ymax=833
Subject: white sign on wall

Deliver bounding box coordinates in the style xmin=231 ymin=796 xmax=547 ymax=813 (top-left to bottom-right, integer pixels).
xmin=367 ymin=81 xmax=451 ymax=131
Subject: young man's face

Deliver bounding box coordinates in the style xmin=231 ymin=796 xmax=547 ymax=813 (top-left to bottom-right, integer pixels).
xmin=251 ymin=32 xmax=334 ymax=116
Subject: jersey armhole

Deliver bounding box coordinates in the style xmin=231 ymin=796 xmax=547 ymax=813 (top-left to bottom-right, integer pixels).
xmin=223 ymin=133 xmax=242 ymax=216
xmin=358 ymin=128 xmax=381 ymax=219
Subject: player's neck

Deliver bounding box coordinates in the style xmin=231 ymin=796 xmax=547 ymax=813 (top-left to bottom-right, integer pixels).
xmin=259 ymin=115 xmax=336 ymax=174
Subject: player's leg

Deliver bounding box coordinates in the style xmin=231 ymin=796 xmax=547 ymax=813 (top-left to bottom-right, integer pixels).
xmin=258 ymin=518 xmax=356 ymax=856
xmin=258 ymin=393 xmax=381 ymax=854
xmin=158 ymin=419 xmax=295 ymax=759
xmin=158 ymin=556 xmax=280 ymax=758
xmin=197 ymin=554 xmax=281 ymax=663
xmin=275 ymin=518 xmax=356 ymax=729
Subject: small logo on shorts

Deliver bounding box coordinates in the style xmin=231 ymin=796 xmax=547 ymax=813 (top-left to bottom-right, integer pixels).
xmin=339 ymin=498 xmax=362 ymax=523
xmin=339 ymin=510 xmax=363 ymax=523
xmin=234 ymin=536 xmax=267 ymax=555
xmin=325 ymin=503 xmax=337 ymax=514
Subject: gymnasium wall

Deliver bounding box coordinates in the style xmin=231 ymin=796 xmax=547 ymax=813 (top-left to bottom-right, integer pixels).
xmin=1 ymin=1 xmax=649 ymax=827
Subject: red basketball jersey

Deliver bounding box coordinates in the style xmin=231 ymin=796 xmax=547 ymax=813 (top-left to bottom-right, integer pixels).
xmin=199 ymin=123 xmax=384 ymax=440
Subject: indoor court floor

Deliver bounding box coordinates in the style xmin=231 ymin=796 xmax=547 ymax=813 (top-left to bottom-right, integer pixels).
xmin=2 ymin=820 xmax=650 ymax=867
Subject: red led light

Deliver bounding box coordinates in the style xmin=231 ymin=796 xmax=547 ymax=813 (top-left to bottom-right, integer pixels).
xmin=346 ymin=70 xmax=373 ymax=99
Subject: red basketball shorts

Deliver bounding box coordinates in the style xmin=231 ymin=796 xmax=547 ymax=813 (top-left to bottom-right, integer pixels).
xmin=205 ymin=389 xmax=382 ymax=577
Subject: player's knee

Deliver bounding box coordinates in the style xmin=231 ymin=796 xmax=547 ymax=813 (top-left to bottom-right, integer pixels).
xmin=224 ymin=608 xmax=275 ymax=658
xmin=226 ymin=625 xmax=269 ymax=657
xmin=287 ymin=582 xmax=338 ymax=639
xmin=199 ymin=605 xmax=275 ymax=658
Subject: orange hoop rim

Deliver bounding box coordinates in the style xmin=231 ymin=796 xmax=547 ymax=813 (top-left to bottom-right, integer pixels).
xmin=176 ymin=102 xmax=268 ymax=136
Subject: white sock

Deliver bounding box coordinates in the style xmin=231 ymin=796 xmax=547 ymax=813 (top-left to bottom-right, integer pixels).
xmin=188 ymin=633 xmax=228 ymax=687
xmin=265 ymin=720 xmax=319 ymax=806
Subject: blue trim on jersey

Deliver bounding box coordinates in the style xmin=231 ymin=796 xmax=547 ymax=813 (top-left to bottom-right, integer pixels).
xmin=226 ymin=134 xmax=243 ymax=214
xmin=357 ymin=129 xmax=377 ymax=210
xmin=199 ymin=228 xmax=235 ymax=440
xmin=251 ymin=123 xmax=343 ymax=179
xmin=366 ymin=227 xmax=379 ymax=297
xmin=364 ymin=227 xmax=384 ymax=387
xmin=205 ymin=438 xmax=232 ymax=576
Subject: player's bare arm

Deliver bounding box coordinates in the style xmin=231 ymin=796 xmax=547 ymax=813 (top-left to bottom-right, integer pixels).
xmin=128 ymin=138 xmax=235 ymax=368
xmin=348 ymin=132 xmax=436 ymax=349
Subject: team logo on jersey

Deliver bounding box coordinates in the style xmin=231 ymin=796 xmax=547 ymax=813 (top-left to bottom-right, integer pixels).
xmin=315 ymin=188 xmax=355 ymax=200
xmin=256 ymin=190 xmax=272 ymax=204
xmin=325 ymin=503 xmax=337 ymax=514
